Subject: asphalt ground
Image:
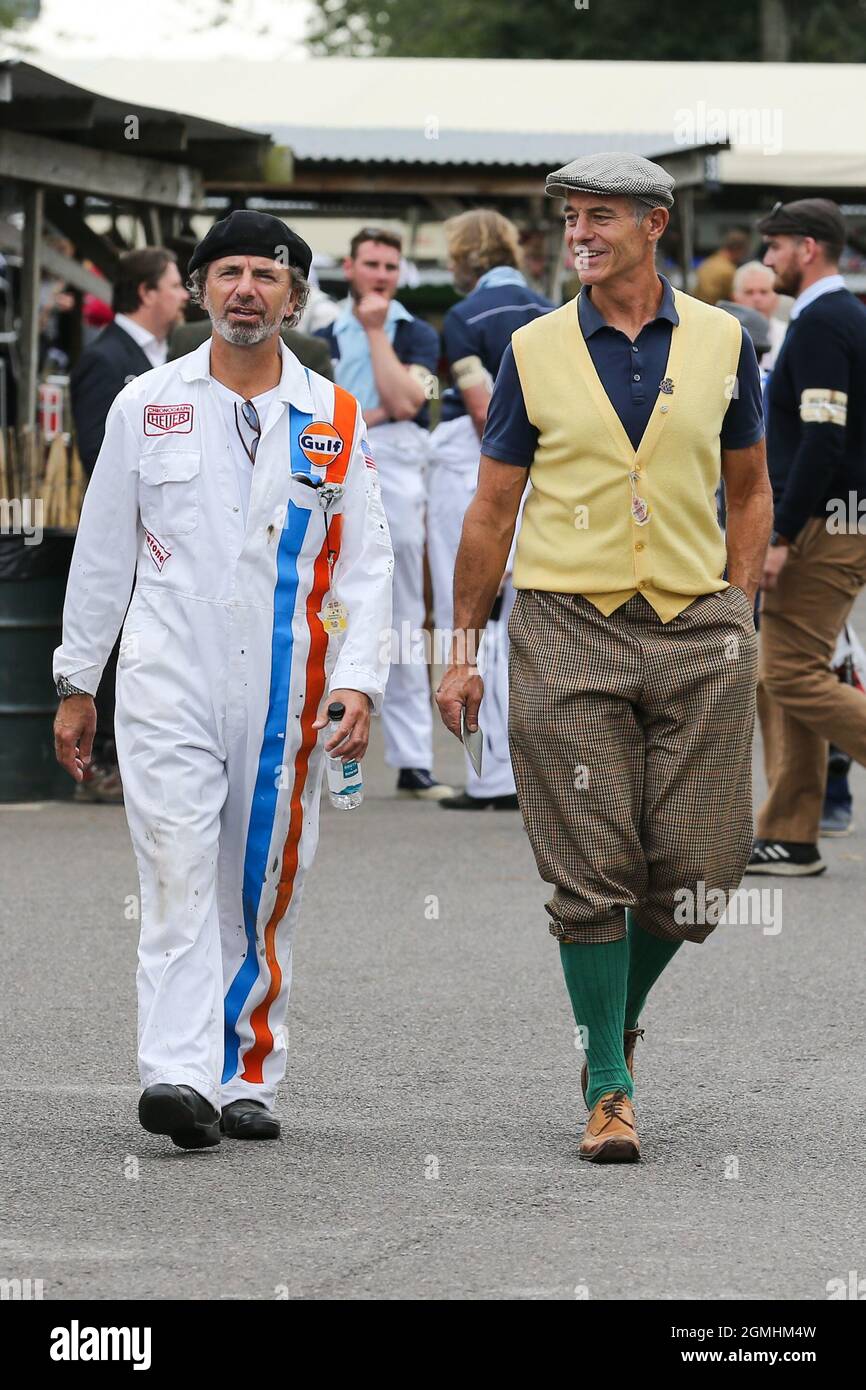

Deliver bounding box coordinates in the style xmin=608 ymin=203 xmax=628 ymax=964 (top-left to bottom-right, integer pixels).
xmin=2 ymin=649 xmax=865 ymax=1302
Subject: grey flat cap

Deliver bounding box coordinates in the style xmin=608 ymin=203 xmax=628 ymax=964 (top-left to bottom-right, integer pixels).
xmin=545 ymin=151 xmax=676 ymax=208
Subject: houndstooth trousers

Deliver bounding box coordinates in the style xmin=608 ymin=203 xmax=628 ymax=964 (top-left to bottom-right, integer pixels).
xmin=507 ymin=588 xmax=757 ymax=945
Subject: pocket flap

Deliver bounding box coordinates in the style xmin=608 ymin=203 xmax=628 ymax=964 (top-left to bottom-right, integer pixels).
xmin=139 ymin=451 xmax=200 ymax=485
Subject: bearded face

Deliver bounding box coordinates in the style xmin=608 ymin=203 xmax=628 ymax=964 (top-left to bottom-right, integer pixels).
xmin=203 ymin=256 xmax=297 ymax=345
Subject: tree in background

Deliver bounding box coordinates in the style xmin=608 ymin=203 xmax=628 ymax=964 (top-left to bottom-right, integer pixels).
xmin=307 ymin=0 xmax=866 ymax=62
xmin=0 ymin=0 xmax=40 ymax=34
xmin=0 ymin=0 xmax=281 ymax=53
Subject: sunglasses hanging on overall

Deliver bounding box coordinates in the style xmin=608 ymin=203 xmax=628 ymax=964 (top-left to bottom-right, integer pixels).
xmin=234 ymin=398 xmax=262 ymax=464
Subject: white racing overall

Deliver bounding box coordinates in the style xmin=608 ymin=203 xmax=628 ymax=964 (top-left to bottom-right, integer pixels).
xmin=427 ymin=413 xmax=519 ymax=799
xmin=54 ymin=339 xmax=393 ymax=1110
xmin=366 ymin=418 xmax=433 ymax=770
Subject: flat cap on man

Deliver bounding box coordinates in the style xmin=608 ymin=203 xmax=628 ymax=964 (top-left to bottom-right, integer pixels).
xmin=545 ymin=152 xmax=676 ymax=208
xmin=188 ymin=209 xmax=313 ymax=278
xmin=756 ymin=197 xmax=846 ymax=248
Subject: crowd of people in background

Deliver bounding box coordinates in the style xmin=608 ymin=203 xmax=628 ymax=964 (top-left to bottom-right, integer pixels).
xmin=59 ymin=200 xmax=866 ymax=882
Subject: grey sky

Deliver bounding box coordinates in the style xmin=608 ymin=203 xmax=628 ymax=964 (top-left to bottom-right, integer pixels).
xmin=20 ymin=0 xmax=313 ymax=60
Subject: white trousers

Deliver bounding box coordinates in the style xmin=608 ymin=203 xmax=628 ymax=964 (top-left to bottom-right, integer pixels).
xmin=427 ymin=415 xmax=517 ymax=798
xmin=369 ymin=421 xmax=433 ymax=770
xmin=115 ymin=582 xmax=328 ymax=1115
xmin=58 ymin=356 xmax=393 ymax=1118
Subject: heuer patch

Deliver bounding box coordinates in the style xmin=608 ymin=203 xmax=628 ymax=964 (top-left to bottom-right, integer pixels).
xmin=144 ymin=529 xmax=171 ymax=571
xmin=144 ymin=403 xmax=194 ymax=435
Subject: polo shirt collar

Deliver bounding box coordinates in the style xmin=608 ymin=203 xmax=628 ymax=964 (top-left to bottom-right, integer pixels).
xmin=474 ymin=266 xmax=528 ymax=293
xmin=578 ymin=274 xmax=679 ymax=338
xmin=333 ymin=295 xmax=412 ymax=336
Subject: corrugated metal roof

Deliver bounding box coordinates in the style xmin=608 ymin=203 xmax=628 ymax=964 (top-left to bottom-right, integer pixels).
xmin=30 ymin=56 xmax=866 ymax=186
xmin=258 ymin=126 xmax=672 ymax=167
xmin=0 ymin=58 xmax=270 ymax=154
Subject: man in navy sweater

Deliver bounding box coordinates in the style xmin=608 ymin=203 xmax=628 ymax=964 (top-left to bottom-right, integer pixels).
xmin=748 ymin=198 xmax=866 ymax=876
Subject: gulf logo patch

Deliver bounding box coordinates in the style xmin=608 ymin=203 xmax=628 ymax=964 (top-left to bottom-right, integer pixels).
xmin=298 ymin=420 xmax=344 ymax=467
xmin=144 ymin=403 xmax=194 ymax=435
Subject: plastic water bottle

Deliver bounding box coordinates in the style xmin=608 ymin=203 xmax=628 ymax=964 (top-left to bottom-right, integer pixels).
xmin=325 ymin=701 xmax=364 ymax=810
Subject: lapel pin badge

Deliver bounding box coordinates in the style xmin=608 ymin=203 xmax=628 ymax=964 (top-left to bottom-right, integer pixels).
xmin=317 ymin=482 xmax=344 ymax=512
xmin=659 ymin=378 xmax=675 ymax=395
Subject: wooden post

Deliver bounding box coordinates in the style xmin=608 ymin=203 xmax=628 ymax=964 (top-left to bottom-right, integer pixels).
xmin=19 ymin=184 xmax=44 ymax=431
xmin=145 ymin=205 xmax=162 ymax=246
xmin=679 ymin=185 xmax=695 ymax=294
xmin=405 ymin=204 xmax=419 ymax=261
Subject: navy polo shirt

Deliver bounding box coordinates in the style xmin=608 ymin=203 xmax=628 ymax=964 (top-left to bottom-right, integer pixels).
xmin=482 ymin=276 xmax=765 ymax=465
xmin=439 ymin=277 xmax=552 ymax=424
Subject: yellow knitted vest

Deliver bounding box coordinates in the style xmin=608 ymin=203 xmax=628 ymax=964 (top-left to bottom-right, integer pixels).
xmin=510 ymin=288 xmax=742 ymax=621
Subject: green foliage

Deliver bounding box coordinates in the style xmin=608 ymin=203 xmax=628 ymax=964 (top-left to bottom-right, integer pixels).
xmin=0 ymin=0 xmax=40 ymax=37
xmin=307 ymin=0 xmax=866 ymax=62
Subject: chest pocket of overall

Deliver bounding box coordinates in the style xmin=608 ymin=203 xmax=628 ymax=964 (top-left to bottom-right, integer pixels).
xmin=138 ymin=450 xmax=201 ymax=538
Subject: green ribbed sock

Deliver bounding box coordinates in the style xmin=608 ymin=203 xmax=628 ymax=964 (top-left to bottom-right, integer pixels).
xmin=559 ymin=935 xmax=632 ymax=1110
xmin=624 ymin=909 xmax=682 ymax=1030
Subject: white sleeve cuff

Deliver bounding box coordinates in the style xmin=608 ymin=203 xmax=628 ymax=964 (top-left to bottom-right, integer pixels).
xmin=328 ymin=666 xmax=385 ymax=717
xmin=51 ymin=658 xmax=101 ymax=697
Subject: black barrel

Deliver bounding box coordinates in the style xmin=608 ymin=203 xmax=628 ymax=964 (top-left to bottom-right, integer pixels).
xmin=0 ymin=529 xmax=76 ymax=801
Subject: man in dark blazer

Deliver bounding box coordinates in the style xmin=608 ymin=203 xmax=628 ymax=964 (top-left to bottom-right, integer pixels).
xmin=69 ymin=248 xmax=189 ymax=799
xmin=72 ymin=247 xmax=189 ymax=472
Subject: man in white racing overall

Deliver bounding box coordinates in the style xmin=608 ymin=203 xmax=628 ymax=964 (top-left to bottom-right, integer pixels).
xmin=54 ymin=211 xmax=393 ymax=1149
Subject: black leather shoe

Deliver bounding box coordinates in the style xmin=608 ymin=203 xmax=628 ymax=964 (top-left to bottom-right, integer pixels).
xmin=138 ymin=1084 xmax=220 ymax=1149
xmin=220 ymin=1100 xmax=281 ymax=1140
xmin=439 ymin=791 xmax=519 ymax=811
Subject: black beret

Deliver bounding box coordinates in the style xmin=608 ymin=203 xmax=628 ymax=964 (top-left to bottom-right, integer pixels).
xmin=757 ymin=197 xmax=846 ymax=248
xmin=188 ymin=210 xmax=312 ymax=277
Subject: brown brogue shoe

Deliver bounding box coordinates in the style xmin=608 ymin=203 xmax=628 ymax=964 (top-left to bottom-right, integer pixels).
xmin=579 ymin=1089 xmax=640 ymax=1163
xmin=580 ymin=1027 xmax=644 ymax=1108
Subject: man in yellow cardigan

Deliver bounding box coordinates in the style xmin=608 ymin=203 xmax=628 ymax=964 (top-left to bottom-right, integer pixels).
xmin=436 ymin=153 xmax=772 ymax=1163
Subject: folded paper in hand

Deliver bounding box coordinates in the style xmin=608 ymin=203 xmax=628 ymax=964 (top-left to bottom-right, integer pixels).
xmin=460 ymin=707 xmax=483 ymax=777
